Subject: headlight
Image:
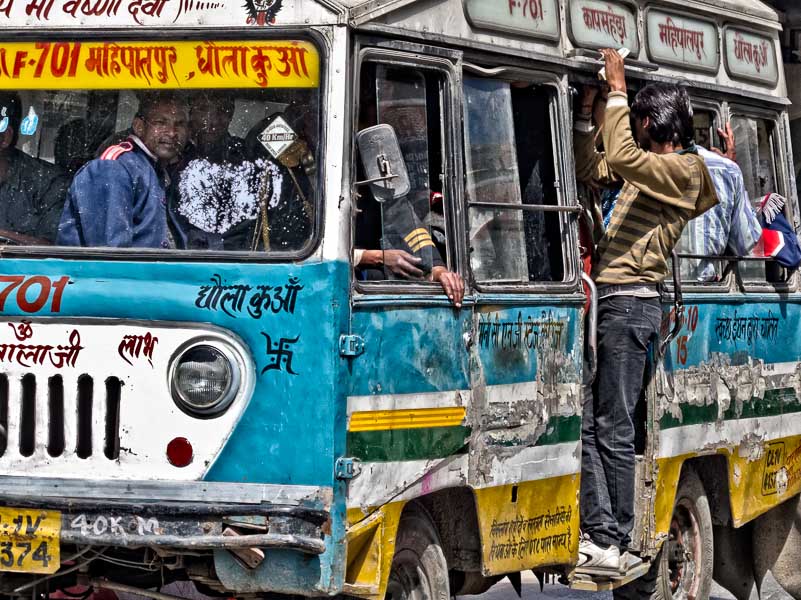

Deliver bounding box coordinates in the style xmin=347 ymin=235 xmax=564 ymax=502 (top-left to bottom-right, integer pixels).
xmin=169 ymin=342 xmax=240 ymax=418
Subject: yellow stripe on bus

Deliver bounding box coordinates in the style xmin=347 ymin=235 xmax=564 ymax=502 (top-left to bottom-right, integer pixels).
xmin=349 ymin=407 xmax=466 ymax=432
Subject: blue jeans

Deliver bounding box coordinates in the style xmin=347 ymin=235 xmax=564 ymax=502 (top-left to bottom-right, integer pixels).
xmin=580 ymin=294 xmax=662 ymax=549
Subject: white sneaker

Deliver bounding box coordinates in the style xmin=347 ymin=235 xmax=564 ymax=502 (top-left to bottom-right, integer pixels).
xmin=576 ymin=535 xmax=622 ymax=575
xmin=621 ymin=551 xmax=643 ymax=571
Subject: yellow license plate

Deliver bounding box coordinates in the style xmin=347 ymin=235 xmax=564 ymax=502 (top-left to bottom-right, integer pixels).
xmin=0 ymin=508 xmax=60 ymax=574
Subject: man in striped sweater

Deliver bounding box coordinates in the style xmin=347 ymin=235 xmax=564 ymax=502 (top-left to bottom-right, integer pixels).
xmin=574 ymin=49 xmax=719 ymax=573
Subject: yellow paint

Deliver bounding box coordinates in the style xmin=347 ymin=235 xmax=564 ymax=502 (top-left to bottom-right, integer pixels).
xmin=0 ymin=40 xmax=319 ymax=90
xmin=651 ymin=435 xmax=801 ymax=543
xmin=344 ymin=502 xmax=405 ymax=600
xmin=349 ymin=407 xmax=466 ymax=432
xmin=728 ymin=434 xmax=801 ymax=526
xmin=0 ymin=507 xmax=60 ymax=574
xmin=653 ymin=455 xmax=687 ymax=539
xmin=474 ymin=475 xmax=580 ymax=576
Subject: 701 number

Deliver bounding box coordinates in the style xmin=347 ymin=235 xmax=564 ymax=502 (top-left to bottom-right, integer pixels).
xmin=0 ymin=276 xmax=69 ymax=313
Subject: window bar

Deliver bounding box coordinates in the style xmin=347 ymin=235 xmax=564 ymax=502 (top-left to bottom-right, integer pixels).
xmin=467 ymin=201 xmax=581 ymax=213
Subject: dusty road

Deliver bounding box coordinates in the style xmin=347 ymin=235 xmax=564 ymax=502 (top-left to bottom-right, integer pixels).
xmin=464 ymin=570 xmax=793 ymax=600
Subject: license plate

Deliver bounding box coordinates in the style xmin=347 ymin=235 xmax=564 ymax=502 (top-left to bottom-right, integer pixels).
xmin=0 ymin=508 xmax=60 ymax=574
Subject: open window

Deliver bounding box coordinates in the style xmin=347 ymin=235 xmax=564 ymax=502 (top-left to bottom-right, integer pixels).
xmin=731 ymin=112 xmax=787 ymax=282
xmin=462 ymin=76 xmax=566 ymax=285
xmin=352 ymin=58 xmax=456 ymax=289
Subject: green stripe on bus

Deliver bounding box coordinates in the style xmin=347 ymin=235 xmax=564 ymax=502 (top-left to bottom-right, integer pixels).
xmin=347 ymin=426 xmax=471 ymax=462
xmin=536 ymin=415 xmax=581 ymax=446
xmin=659 ymin=388 xmax=801 ymax=430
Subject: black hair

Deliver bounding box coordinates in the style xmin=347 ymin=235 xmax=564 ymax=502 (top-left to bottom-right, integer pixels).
xmin=189 ymin=91 xmax=234 ymax=117
xmin=135 ymin=91 xmax=187 ymax=121
xmin=630 ymin=84 xmax=694 ymax=148
xmin=0 ymin=92 xmax=22 ymax=146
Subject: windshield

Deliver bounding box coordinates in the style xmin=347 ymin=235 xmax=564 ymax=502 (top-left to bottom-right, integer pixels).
xmin=0 ymin=39 xmax=321 ymax=254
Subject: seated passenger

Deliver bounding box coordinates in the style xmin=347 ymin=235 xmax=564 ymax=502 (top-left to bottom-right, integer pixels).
xmin=57 ymin=92 xmax=189 ymax=248
xmin=354 ymin=191 xmax=464 ymax=307
xmin=0 ymin=92 xmax=69 ymax=243
xmin=171 ymin=93 xmax=311 ymax=251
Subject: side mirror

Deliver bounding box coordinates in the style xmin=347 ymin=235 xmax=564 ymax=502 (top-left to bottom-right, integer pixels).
xmin=355 ymin=124 xmax=410 ymax=201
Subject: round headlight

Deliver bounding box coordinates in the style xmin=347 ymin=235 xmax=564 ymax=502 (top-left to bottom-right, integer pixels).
xmin=170 ymin=343 xmax=240 ymax=417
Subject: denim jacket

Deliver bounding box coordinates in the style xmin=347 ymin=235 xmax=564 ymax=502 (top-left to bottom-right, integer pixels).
xmin=57 ymin=137 xmax=171 ymax=249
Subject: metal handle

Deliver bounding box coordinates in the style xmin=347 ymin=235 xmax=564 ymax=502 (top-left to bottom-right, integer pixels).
xmin=581 ymin=272 xmax=598 ymax=381
xmin=660 ymin=251 xmax=684 ymax=355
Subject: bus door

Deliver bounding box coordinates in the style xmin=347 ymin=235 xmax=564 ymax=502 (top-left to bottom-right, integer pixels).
xmin=345 ymin=41 xmax=473 ymax=523
xmin=460 ymin=68 xmax=583 ymax=575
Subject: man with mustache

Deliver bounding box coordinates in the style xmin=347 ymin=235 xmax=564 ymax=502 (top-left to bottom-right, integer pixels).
xmin=58 ymin=92 xmax=189 ymax=248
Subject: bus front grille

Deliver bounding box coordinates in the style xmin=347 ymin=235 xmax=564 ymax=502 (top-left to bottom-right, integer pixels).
xmin=0 ymin=374 xmax=122 ymax=461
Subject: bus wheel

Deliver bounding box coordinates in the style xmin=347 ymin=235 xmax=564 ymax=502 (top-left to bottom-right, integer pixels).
xmin=386 ymin=504 xmax=449 ymax=600
xmin=658 ymin=468 xmax=714 ymax=600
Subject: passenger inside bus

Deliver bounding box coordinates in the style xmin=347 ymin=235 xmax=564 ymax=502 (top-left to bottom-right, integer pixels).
xmin=0 ymin=81 xmax=320 ymax=253
xmin=354 ymin=62 xmax=464 ymax=306
xmin=57 ymin=91 xmax=188 ymax=248
xmin=0 ymin=91 xmax=70 ymax=244
xmin=170 ymin=91 xmax=312 ymax=251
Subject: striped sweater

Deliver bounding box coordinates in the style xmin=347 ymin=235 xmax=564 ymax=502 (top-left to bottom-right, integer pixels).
xmin=574 ymin=92 xmax=719 ymax=285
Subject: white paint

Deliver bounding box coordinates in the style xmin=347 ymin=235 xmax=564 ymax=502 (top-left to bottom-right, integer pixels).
xmin=0 ymin=0 xmax=338 ymax=29
xmin=347 ymin=389 xmax=469 ymax=414
xmin=645 ymin=9 xmax=719 ymax=72
xmin=724 ymin=27 xmax=779 ymax=85
xmin=348 ymin=454 xmax=468 ymax=509
xmin=347 ymin=442 xmax=580 ymax=509
xmin=484 ymin=441 xmax=581 ymax=487
xmin=568 ymin=0 xmax=639 ymax=54
xmin=658 ymin=411 xmax=801 ymax=459
xmin=0 ymin=319 xmax=255 ymax=482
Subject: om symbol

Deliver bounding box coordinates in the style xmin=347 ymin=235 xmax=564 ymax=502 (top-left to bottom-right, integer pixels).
xmin=9 ymin=320 xmax=33 ymax=342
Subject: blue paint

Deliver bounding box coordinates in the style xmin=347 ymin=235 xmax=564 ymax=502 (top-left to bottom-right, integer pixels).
xmin=474 ymin=305 xmax=582 ymax=387
xmin=662 ymin=294 xmax=801 ymax=371
xmin=0 ymin=258 xmax=350 ymax=488
xmin=348 ymin=306 xmax=472 ymax=396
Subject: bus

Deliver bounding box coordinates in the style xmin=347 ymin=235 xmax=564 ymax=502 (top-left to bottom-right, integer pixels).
xmin=0 ymin=0 xmax=797 ymax=599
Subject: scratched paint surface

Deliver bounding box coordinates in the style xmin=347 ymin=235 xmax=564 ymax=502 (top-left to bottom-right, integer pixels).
xmin=652 ymin=294 xmax=801 ymax=532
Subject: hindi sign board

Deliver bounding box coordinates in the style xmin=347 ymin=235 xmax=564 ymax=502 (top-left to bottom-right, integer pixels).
xmin=463 ymin=0 xmax=560 ymax=42
xmin=568 ymin=0 xmax=638 ymax=54
xmin=0 ymin=40 xmax=320 ymax=90
xmin=646 ymin=9 xmax=719 ymax=72
xmin=724 ymin=28 xmax=778 ymax=86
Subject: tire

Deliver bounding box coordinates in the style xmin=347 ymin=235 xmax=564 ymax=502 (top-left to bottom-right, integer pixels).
xmin=615 ymin=467 xmax=713 ymax=600
xmin=385 ymin=504 xmax=449 ymax=600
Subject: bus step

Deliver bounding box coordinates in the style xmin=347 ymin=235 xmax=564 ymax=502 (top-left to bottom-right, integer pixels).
xmin=568 ymin=562 xmax=651 ymax=591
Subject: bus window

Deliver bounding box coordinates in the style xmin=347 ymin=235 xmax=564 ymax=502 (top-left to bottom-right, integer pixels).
xmin=353 ymin=63 xmax=455 ymax=286
xmin=0 ymin=40 xmax=321 ymax=254
xmin=732 ymin=115 xmax=781 ymax=281
xmin=732 ymin=116 xmax=777 ymax=201
xmin=0 ymin=40 xmax=320 ymax=254
xmin=463 ymin=77 xmax=563 ymax=283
